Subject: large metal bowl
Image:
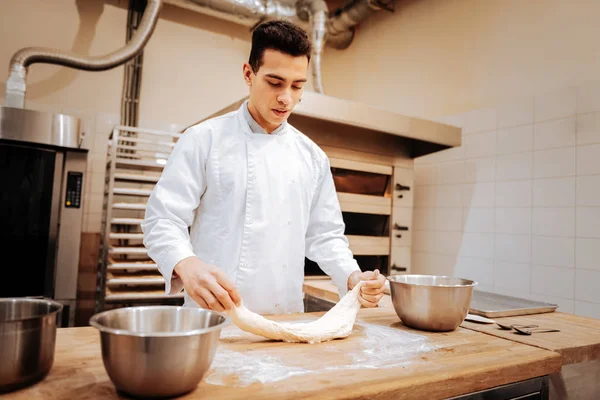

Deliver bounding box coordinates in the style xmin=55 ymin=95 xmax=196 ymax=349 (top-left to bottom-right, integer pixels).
xmin=89 ymin=306 xmax=228 ymax=398
xmin=0 ymin=298 xmax=63 ymax=393
xmin=387 ymin=275 xmax=477 ymax=332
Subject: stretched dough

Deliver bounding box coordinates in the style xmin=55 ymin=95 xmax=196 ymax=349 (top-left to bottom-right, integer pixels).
xmin=226 ymin=282 xmax=364 ymax=344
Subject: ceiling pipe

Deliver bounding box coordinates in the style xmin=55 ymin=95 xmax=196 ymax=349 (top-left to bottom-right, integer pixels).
xmin=297 ymin=0 xmax=328 ymax=93
xmin=327 ymin=0 xmax=395 ymax=49
xmin=5 ymin=0 xmax=163 ymax=108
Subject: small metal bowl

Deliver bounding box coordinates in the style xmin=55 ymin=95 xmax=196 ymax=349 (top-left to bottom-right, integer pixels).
xmin=0 ymin=298 xmax=63 ymax=393
xmin=387 ymin=275 xmax=477 ymax=332
xmin=90 ymin=306 xmax=228 ymax=398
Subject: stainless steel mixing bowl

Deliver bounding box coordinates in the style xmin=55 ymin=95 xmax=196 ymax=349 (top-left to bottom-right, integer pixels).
xmin=0 ymin=298 xmax=63 ymax=393
xmin=89 ymin=306 xmax=228 ymax=398
xmin=387 ymin=275 xmax=477 ymax=332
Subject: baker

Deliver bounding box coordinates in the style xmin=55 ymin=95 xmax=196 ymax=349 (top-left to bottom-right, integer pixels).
xmin=141 ymin=20 xmax=386 ymax=316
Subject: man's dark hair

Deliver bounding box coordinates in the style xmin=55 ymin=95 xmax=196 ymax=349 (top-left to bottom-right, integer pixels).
xmin=249 ymin=20 xmax=312 ymax=73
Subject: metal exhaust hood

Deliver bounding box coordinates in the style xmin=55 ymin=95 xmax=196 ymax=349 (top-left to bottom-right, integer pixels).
xmin=188 ymin=91 xmax=461 ymax=159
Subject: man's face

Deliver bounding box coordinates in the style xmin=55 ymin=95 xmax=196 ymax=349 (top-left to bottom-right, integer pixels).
xmin=243 ymin=49 xmax=308 ymax=132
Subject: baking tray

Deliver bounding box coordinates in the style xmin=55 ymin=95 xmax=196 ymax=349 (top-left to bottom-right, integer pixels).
xmin=468 ymin=290 xmax=558 ymax=318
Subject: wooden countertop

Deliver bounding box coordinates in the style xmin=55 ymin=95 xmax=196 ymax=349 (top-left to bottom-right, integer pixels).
xmin=462 ymin=312 xmax=600 ymax=365
xmin=5 ymin=308 xmax=561 ymax=400
xmin=303 ymin=278 xmax=600 ymax=366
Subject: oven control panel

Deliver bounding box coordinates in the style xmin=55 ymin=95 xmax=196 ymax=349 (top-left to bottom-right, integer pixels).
xmin=65 ymin=171 xmax=83 ymax=208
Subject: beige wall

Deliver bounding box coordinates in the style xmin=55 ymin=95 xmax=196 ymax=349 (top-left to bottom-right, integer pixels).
xmin=322 ymin=0 xmax=600 ymax=119
xmin=0 ymin=0 xmax=252 ymax=127
xmin=6 ymin=0 xmax=600 ymax=124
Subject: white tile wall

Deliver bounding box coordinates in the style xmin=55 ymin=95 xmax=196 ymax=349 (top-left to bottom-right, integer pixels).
xmin=464 ymin=158 xmax=496 ymax=182
xmin=534 ymin=147 xmax=577 ymax=178
xmin=494 ymin=261 xmax=531 ymax=295
xmin=414 ymin=165 xmax=438 ymax=185
xmin=435 ymin=185 xmax=463 ymax=208
xmin=533 ymin=117 xmax=576 ymax=150
xmin=577 ymin=175 xmax=600 ymax=206
xmin=575 ymin=238 xmax=600 ymax=271
xmin=534 ymin=87 xmax=577 ymax=122
xmin=495 ymin=234 xmax=531 ymax=263
xmin=495 ymin=208 xmax=531 ymax=235
xmin=493 ymin=284 xmax=531 ymax=301
xmin=460 ymin=233 xmax=495 ymax=258
xmin=497 ymin=125 xmax=533 ymax=155
xmin=575 ymin=269 xmax=600 ymax=303
xmin=454 ymin=257 xmax=494 ymax=285
xmin=531 ymin=236 xmax=575 ymax=268
xmin=464 ymin=131 xmax=497 ymax=158
xmin=576 ymin=113 xmax=600 ymax=145
xmin=496 ymin=152 xmax=533 ymax=181
xmin=496 ymin=97 xmax=534 ymax=129
xmin=577 ymin=144 xmax=600 ymax=174
xmin=576 ymin=81 xmax=600 ymax=114
xmin=463 ymin=208 xmax=495 ymax=233
xmin=533 ymin=178 xmax=576 ymax=207
xmin=414 ymin=185 xmax=437 ymax=207
xmin=531 ymin=265 xmax=575 ymax=298
xmin=434 ymin=231 xmax=463 ymax=255
xmin=413 ymin=231 xmax=436 ymax=252
xmin=532 ymin=207 xmax=575 ymax=237
xmin=495 ymin=181 xmax=532 ymax=207
xmin=437 ymin=161 xmax=465 ymax=184
xmin=462 ymin=182 xmax=495 ymax=207
xmin=411 ymin=252 xmax=459 ymax=277
xmin=530 ymin=293 xmax=575 ymax=313
xmin=576 ymin=207 xmax=600 ymax=238
xmin=413 ymin=83 xmax=600 ymax=319
xmin=413 ymin=208 xmax=437 ymax=231
xmin=436 ymin=207 xmax=463 ymax=231
xmin=463 ymin=108 xmax=497 ymax=135
xmin=575 ymin=301 xmax=600 ymax=319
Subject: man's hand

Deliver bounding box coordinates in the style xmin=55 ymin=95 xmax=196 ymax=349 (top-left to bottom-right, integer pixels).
xmin=174 ymin=256 xmax=242 ymax=312
xmin=347 ymin=269 xmax=386 ymax=308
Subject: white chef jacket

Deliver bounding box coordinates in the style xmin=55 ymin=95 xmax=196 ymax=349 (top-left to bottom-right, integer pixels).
xmin=141 ymin=101 xmax=360 ymax=315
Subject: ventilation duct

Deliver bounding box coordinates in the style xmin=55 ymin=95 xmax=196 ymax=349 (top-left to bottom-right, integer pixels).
xmin=327 ymin=0 xmax=395 ymax=49
xmin=164 ymin=0 xmax=395 ymax=93
xmin=165 ymin=0 xmax=394 ymax=49
xmin=5 ymin=0 xmax=163 ymax=109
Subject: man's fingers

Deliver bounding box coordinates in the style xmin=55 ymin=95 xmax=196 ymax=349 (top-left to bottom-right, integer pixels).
xmin=196 ymin=297 xmax=209 ymax=309
xmin=215 ymin=270 xmax=242 ymax=306
xmin=189 ymin=286 xmax=209 ymax=309
xmin=362 ymin=286 xmax=385 ymax=295
xmin=360 ymin=293 xmax=381 ymax=303
xmin=358 ymin=296 xmax=377 ymax=308
xmin=208 ymin=281 xmax=235 ymax=311
xmin=196 ymin=287 xmax=225 ymax=312
xmin=362 ymin=279 xmax=385 ymax=289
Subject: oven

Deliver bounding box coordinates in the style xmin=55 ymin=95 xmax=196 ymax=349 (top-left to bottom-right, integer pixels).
xmin=0 ymin=105 xmax=87 ymax=326
xmin=287 ymin=110 xmax=416 ymax=280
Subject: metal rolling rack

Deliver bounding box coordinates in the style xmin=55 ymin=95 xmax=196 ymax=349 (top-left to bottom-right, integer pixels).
xmin=95 ymin=125 xmax=183 ymax=312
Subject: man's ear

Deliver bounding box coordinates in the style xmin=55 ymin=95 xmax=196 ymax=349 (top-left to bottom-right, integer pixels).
xmin=242 ymin=63 xmax=253 ymax=87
